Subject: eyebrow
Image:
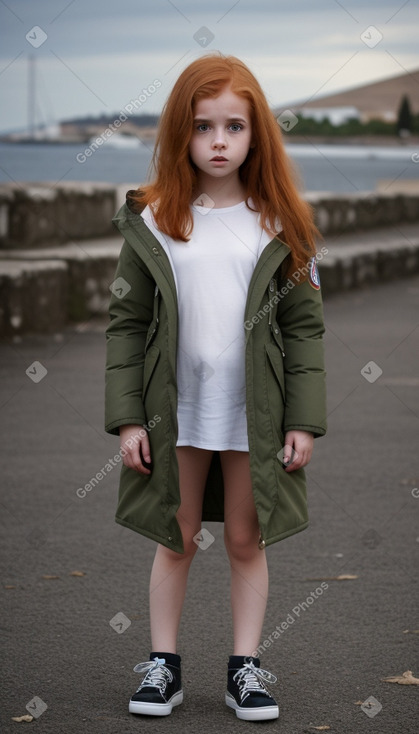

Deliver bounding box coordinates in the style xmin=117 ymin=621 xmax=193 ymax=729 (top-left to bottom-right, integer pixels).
xmin=193 ymin=116 xmax=248 ymax=123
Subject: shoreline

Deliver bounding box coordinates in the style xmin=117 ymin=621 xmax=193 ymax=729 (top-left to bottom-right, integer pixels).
xmin=284 ymin=134 xmax=419 ymax=146
xmin=1 ymin=134 xmax=418 ymax=148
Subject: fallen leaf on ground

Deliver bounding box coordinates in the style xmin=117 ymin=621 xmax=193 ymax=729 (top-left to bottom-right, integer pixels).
xmin=42 ymin=574 xmax=60 ymax=580
xmin=403 ymin=630 xmax=419 ymax=634
xmin=312 ymin=727 xmax=331 ymax=731
xmin=4 ymin=585 xmax=16 ymax=589
xmin=382 ymin=670 xmax=419 ymax=685
xmin=354 ymin=701 xmax=364 ymax=705
xmin=69 ymin=570 xmax=86 ymax=577
xmin=304 ymin=575 xmax=358 ymax=581
xmin=11 ymin=714 xmax=34 ymax=722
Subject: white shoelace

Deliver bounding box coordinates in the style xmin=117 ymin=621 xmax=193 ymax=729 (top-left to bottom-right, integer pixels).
xmin=133 ymin=657 xmax=173 ymax=695
xmin=233 ymin=660 xmax=277 ymax=703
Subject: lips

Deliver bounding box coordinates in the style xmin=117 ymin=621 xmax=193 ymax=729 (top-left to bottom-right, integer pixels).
xmin=211 ymin=156 xmax=227 ymax=161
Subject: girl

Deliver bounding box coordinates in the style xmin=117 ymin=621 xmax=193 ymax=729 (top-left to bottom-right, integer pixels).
xmin=105 ymin=53 xmax=327 ymax=722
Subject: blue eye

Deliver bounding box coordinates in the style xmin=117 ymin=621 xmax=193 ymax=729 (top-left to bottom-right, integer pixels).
xmin=229 ymin=123 xmax=243 ymax=132
xmin=196 ymin=123 xmax=209 ymax=132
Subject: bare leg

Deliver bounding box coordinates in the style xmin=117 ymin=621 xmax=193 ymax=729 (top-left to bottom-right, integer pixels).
xmin=149 ymin=446 xmax=213 ymax=653
xmin=221 ymin=450 xmax=268 ymax=656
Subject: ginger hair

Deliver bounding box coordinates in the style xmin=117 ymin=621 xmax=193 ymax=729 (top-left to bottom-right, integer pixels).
xmin=131 ymin=53 xmax=319 ymax=275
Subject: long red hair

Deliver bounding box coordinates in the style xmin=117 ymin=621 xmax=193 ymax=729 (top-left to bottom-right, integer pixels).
xmin=131 ymin=53 xmax=318 ymax=275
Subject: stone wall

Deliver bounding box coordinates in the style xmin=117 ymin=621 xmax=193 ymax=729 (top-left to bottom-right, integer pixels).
xmin=306 ymin=191 xmax=419 ymax=236
xmin=0 ymin=182 xmax=116 ymax=249
xmin=1 ymin=182 xmax=419 ymax=249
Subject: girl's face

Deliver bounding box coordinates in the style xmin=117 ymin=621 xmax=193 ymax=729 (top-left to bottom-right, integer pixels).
xmin=189 ymin=87 xmax=252 ymax=182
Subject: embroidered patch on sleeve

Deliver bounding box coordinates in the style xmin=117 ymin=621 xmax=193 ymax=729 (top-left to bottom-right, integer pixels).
xmin=308 ymin=257 xmax=321 ymax=290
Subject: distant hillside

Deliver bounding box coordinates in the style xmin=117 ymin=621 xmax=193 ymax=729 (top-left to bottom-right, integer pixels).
xmin=60 ymin=113 xmax=160 ymax=128
xmin=275 ymin=68 xmax=419 ymax=122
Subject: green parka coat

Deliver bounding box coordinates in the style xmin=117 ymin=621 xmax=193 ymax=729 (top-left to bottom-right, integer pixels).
xmin=105 ymin=194 xmax=327 ymax=554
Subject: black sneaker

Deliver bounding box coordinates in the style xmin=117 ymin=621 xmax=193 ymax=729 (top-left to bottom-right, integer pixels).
xmin=129 ymin=652 xmax=183 ymax=716
xmin=225 ymin=655 xmax=279 ymax=721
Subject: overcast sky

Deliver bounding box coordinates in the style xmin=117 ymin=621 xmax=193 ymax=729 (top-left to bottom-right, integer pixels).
xmin=0 ymin=0 xmax=418 ymax=133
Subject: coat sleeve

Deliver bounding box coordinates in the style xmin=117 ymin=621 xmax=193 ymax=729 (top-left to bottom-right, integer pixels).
xmin=105 ymin=240 xmax=156 ymax=435
xmin=276 ymin=264 xmax=327 ymax=438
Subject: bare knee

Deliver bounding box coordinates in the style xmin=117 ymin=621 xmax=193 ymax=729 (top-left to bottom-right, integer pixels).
xmin=182 ymin=533 xmax=201 ymax=559
xmin=158 ymin=534 xmax=199 ymax=562
xmin=224 ymin=524 xmax=260 ymax=563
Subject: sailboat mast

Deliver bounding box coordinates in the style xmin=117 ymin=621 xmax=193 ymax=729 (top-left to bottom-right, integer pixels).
xmin=28 ymin=55 xmax=35 ymax=138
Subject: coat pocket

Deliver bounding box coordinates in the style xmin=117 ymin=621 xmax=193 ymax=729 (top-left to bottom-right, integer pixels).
xmin=143 ymin=345 xmax=160 ymax=397
xmin=265 ymin=342 xmax=285 ymax=404
xmin=145 ymin=286 xmax=160 ymax=351
xmin=264 ymin=343 xmax=285 ymax=449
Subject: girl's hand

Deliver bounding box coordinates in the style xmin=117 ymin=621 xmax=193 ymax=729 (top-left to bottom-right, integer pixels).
xmin=282 ymin=430 xmax=314 ymax=472
xmin=119 ymin=424 xmax=152 ymax=475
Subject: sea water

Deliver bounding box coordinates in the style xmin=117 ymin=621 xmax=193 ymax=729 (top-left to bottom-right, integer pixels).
xmin=0 ymin=141 xmax=418 ymax=193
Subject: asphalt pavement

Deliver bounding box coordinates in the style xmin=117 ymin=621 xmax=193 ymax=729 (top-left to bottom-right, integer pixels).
xmin=1 ymin=275 xmax=418 ymax=734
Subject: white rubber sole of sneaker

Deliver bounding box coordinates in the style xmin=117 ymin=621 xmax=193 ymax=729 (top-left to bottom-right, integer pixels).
xmin=129 ymin=689 xmax=183 ymax=716
xmin=225 ymin=692 xmax=279 ymax=721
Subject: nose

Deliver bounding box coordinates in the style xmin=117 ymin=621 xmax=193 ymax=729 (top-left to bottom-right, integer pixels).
xmin=211 ymin=126 xmax=227 ymax=149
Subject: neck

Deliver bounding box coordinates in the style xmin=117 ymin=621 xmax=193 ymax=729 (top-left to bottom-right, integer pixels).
xmin=192 ymin=171 xmax=247 ymax=208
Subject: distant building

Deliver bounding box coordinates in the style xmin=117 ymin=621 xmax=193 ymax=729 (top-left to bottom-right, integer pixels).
xmin=359 ymin=109 xmax=396 ymax=123
xmin=295 ymin=106 xmax=360 ymax=125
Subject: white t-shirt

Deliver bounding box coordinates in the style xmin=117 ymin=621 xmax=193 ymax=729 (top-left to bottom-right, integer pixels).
xmin=141 ymin=200 xmax=275 ymax=451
